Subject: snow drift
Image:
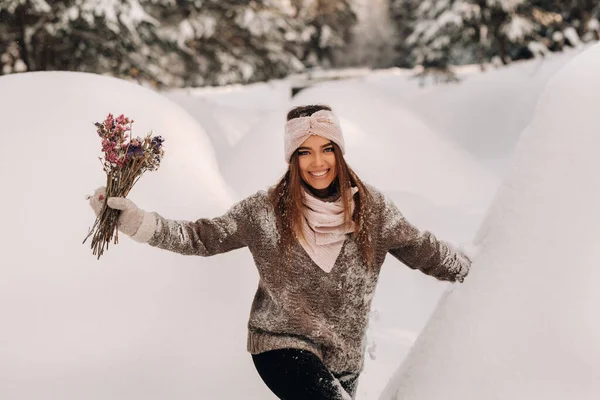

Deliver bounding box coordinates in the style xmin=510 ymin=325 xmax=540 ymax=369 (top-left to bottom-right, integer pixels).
xmin=381 ymin=43 xmax=600 ymax=400
xmin=0 ymin=72 xmax=273 ymax=400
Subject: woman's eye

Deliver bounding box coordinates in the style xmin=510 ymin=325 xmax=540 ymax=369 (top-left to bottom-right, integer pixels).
xmin=298 ymin=150 xmax=309 ymax=156
xmin=324 ymin=147 xmax=333 ymax=153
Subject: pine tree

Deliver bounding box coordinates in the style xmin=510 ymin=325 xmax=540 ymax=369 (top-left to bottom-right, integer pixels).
xmin=531 ymin=0 xmax=600 ymax=43
xmin=473 ymin=0 xmax=543 ymax=64
xmin=0 ymin=0 xmax=179 ymax=86
xmin=388 ymin=0 xmax=420 ymax=68
xmin=399 ymin=0 xmax=596 ymax=80
xmin=147 ymin=0 xmax=309 ymax=86
xmin=291 ymin=0 xmax=357 ymax=68
xmin=405 ymin=0 xmax=480 ymax=82
xmin=0 ymin=0 xmax=53 ymax=74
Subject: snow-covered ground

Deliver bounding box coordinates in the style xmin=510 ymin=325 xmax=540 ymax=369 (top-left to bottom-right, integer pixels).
xmin=0 ymin=44 xmax=594 ymax=400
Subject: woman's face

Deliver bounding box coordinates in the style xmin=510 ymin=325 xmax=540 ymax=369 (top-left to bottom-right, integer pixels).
xmin=296 ymin=135 xmax=337 ymax=190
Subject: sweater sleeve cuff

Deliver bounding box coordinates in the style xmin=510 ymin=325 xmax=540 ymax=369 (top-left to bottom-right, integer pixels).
xmin=131 ymin=211 xmax=157 ymax=243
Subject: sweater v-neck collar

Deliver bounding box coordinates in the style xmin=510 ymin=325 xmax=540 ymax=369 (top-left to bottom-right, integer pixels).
xmin=294 ymin=235 xmax=350 ymax=275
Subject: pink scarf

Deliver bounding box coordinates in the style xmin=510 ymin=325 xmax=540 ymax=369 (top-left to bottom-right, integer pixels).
xmin=299 ymin=186 xmax=359 ymax=273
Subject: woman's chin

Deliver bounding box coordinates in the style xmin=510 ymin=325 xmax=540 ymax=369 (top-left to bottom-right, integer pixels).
xmin=309 ymin=179 xmax=334 ymax=190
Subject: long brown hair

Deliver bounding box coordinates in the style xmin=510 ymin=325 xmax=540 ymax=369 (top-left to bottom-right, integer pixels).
xmin=267 ymin=104 xmax=375 ymax=269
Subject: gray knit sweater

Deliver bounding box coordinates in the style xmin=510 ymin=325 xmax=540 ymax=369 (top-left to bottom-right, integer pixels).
xmin=146 ymin=184 xmax=470 ymax=375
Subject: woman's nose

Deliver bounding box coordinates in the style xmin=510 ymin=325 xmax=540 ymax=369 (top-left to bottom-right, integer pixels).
xmin=312 ymin=153 xmax=325 ymax=166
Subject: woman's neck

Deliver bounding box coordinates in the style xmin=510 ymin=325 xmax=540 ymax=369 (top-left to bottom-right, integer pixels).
xmin=301 ymin=179 xmax=340 ymax=202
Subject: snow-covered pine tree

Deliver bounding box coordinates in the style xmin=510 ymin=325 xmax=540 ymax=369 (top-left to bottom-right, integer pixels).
xmin=473 ymin=0 xmax=547 ymax=65
xmin=149 ymin=0 xmax=308 ymax=87
xmin=531 ymin=0 xmax=600 ymax=44
xmin=406 ymin=0 xmax=480 ymax=83
xmin=401 ymin=0 xmax=589 ymax=81
xmin=0 ymin=0 xmax=179 ymax=86
xmin=0 ymin=0 xmax=52 ymax=75
xmin=462 ymin=0 xmax=600 ymax=64
xmin=474 ymin=0 xmax=600 ymax=63
xmin=290 ymin=0 xmax=357 ymax=68
xmin=66 ymin=0 xmax=181 ymax=86
xmin=562 ymin=0 xmax=599 ymax=40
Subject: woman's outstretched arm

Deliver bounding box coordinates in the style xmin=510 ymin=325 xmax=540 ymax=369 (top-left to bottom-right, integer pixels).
xmin=89 ymin=186 xmax=256 ymax=257
xmin=147 ymin=196 xmax=254 ymax=257
xmin=381 ymin=196 xmax=471 ymax=283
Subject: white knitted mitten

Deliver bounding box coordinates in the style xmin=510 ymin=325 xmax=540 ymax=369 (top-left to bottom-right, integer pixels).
xmin=88 ymin=186 xmax=156 ymax=243
xmin=89 ymin=186 xmax=107 ymax=217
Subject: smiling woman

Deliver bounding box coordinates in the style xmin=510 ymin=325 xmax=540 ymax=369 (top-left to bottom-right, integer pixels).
xmin=88 ymin=103 xmax=472 ymax=400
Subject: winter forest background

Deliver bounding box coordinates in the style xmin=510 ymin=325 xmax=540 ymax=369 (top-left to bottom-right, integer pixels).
xmin=2 ymin=0 xmax=600 ymax=87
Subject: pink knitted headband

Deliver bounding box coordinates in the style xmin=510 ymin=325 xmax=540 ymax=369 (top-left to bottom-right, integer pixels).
xmin=284 ymin=109 xmax=345 ymax=163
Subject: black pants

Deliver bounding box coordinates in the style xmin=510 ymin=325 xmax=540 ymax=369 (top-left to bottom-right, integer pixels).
xmin=252 ymin=348 xmax=359 ymax=400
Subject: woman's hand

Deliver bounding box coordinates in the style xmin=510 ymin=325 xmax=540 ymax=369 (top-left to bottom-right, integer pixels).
xmin=88 ymin=186 xmax=155 ymax=241
xmin=89 ymin=186 xmax=107 ymax=217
